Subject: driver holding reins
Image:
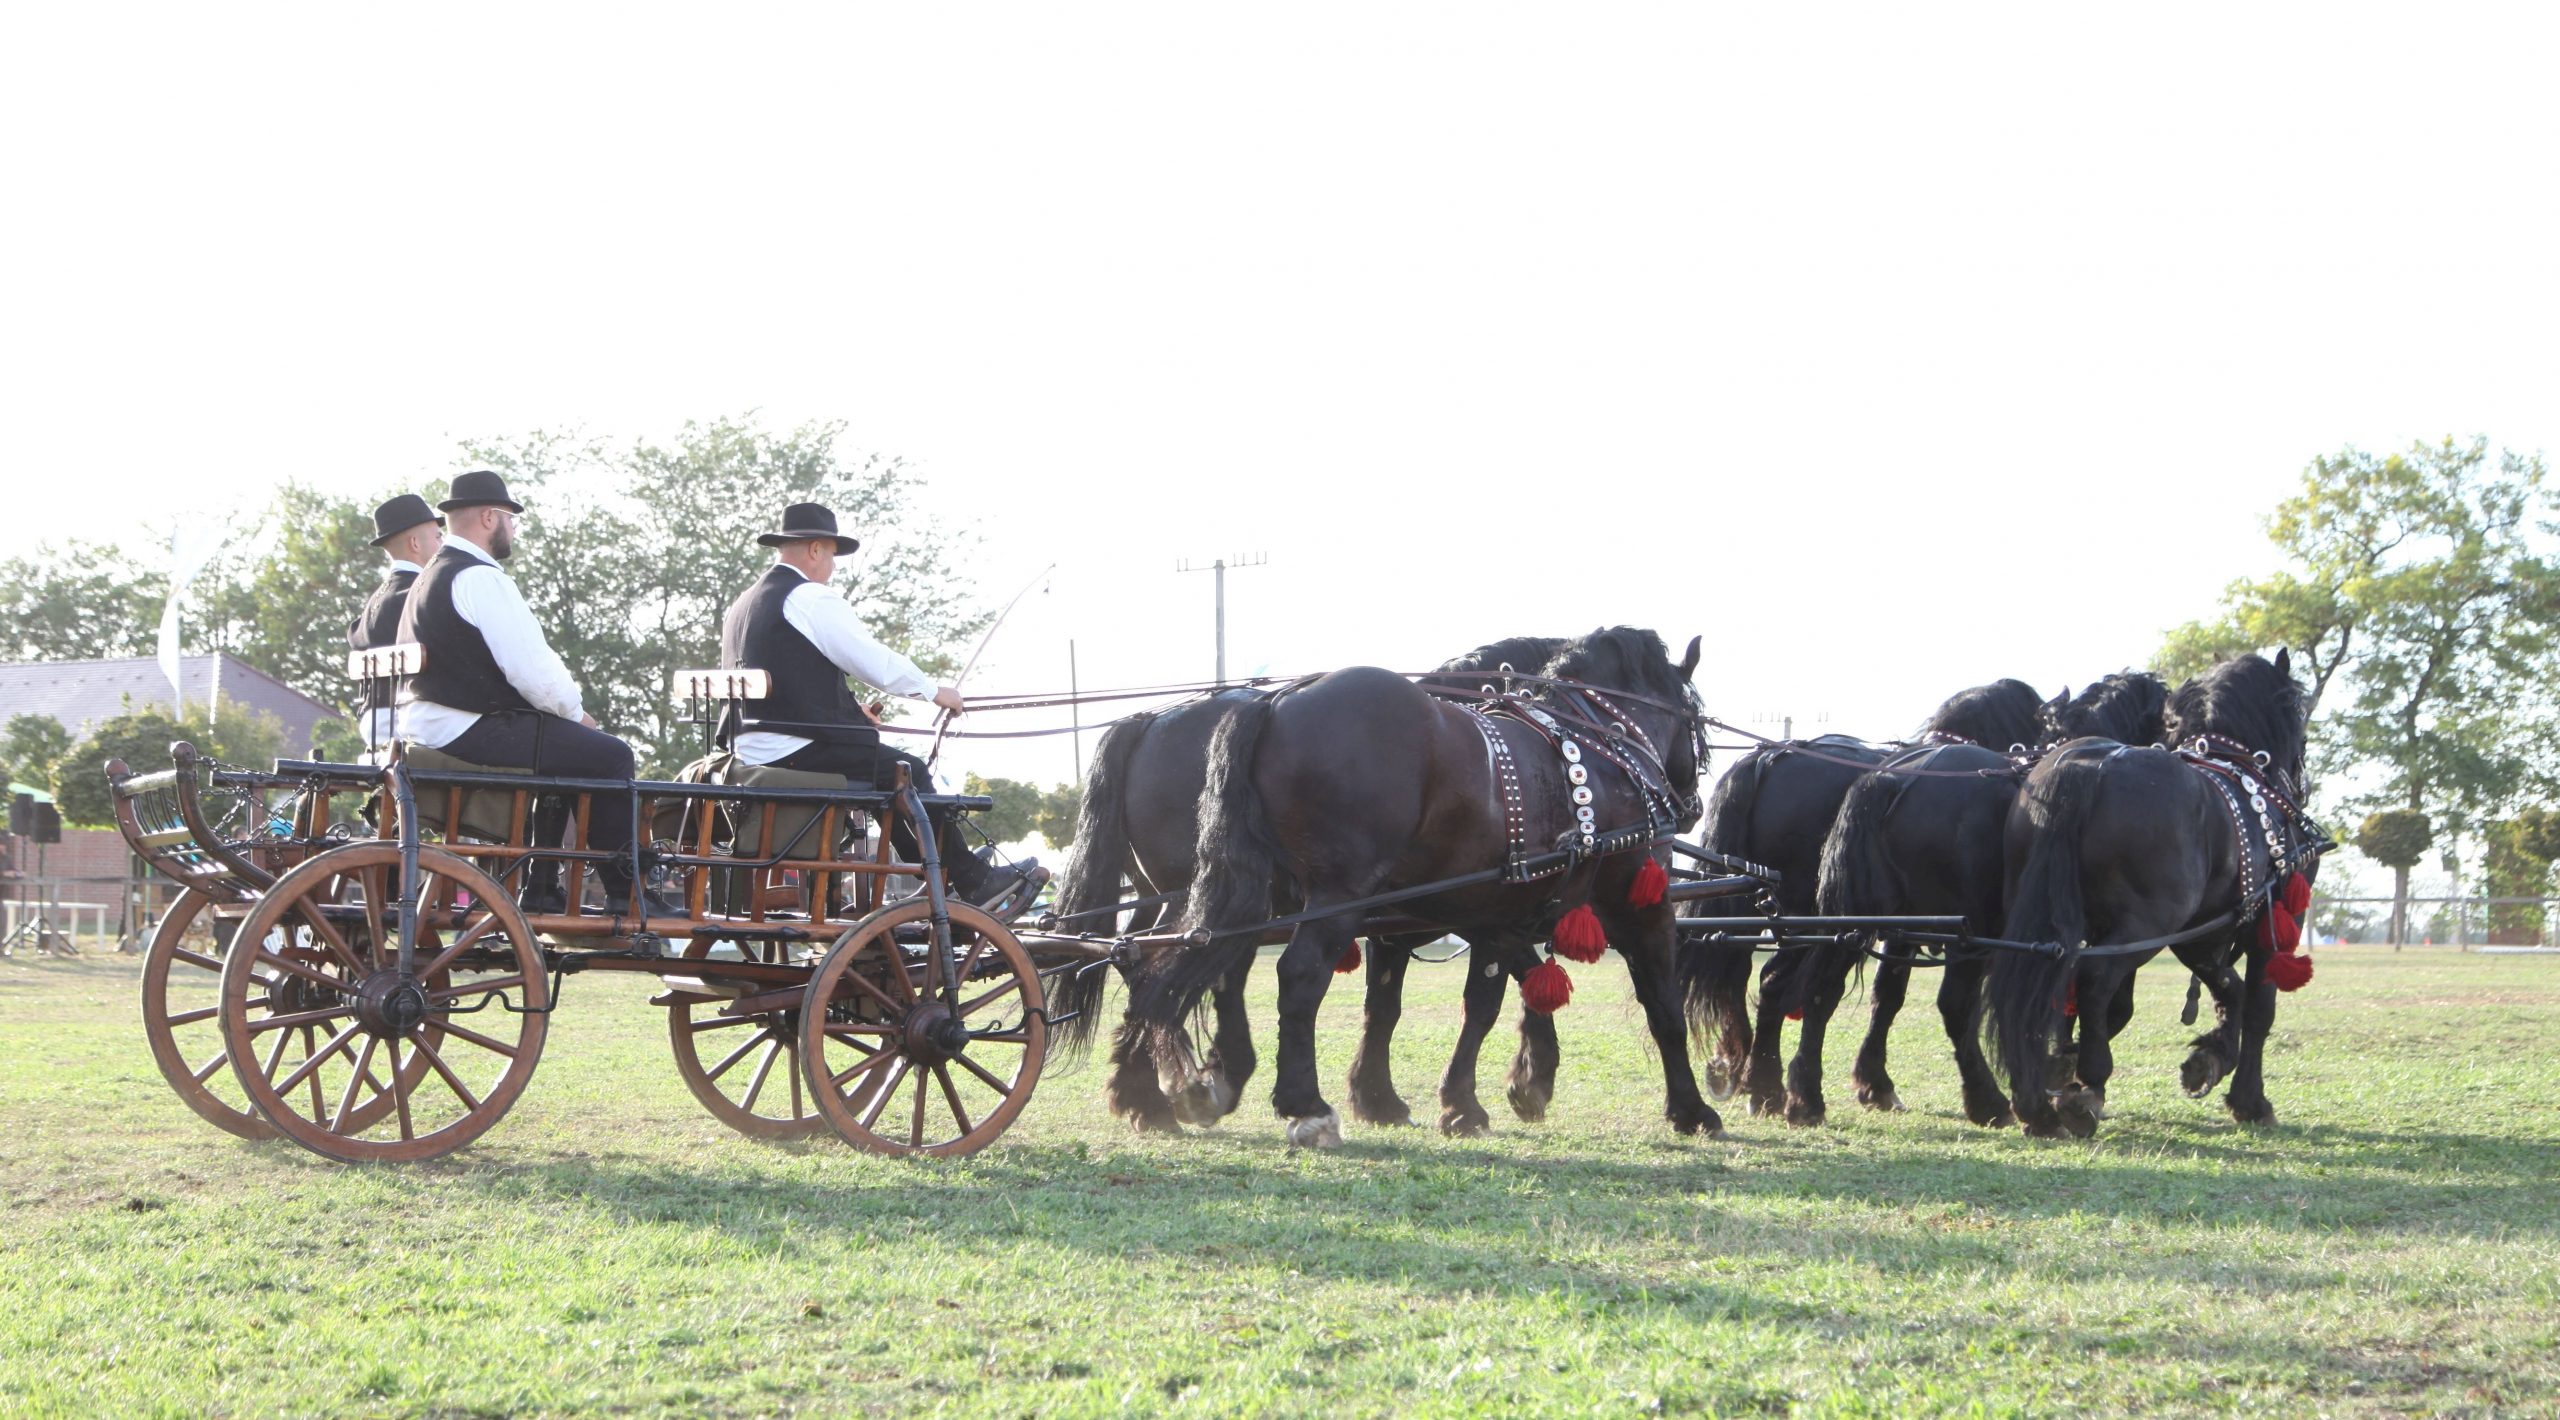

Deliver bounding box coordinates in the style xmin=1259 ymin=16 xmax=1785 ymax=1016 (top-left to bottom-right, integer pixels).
xmin=718 ymin=501 xmax=1038 ymax=906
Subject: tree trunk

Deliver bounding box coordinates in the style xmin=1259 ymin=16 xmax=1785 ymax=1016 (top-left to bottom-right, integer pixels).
xmin=2391 ymin=863 xmax=2411 ymax=950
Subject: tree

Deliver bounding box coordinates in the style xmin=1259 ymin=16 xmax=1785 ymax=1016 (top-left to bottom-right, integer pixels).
xmin=461 ymin=416 xmax=983 ymax=774
xmin=2 ymin=714 xmax=74 ymax=793
xmin=191 ymin=483 xmax=385 ymax=707
xmin=54 ymin=702 xmax=284 ymax=828
xmin=1032 ymin=781 xmax=1082 ymax=850
xmin=0 ymin=540 xmax=161 ymax=661
xmin=2355 ymin=808 xmax=2434 ymax=948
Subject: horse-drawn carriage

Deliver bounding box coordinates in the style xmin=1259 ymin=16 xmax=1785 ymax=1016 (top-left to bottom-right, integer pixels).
xmin=114 ymin=649 xmax=1106 ymax=1163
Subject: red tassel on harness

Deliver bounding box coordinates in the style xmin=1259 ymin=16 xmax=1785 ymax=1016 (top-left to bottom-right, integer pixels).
xmin=2062 ymin=978 xmax=2078 ymax=1018
xmin=1553 ymin=904 xmax=1608 ymax=963
xmin=2258 ymin=902 xmax=2300 ymax=952
xmin=2268 ymin=948 xmax=2314 ymax=992
xmin=1334 ymin=939 xmax=1362 ymax=974
xmin=1521 ymin=959 xmax=1574 ymax=1014
xmin=2281 ymin=871 xmax=2311 ymax=917
xmin=1626 ymin=856 xmax=1668 ymax=909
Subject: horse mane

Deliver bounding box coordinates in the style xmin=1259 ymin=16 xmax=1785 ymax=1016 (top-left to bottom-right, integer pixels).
xmin=1923 ymin=679 xmax=2042 ymax=749
xmin=2047 ymin=670 xmax=2169 ymax=746
xmin=2164 ymin=653 xmax=2308 ymax=777
xmin=1438 ymin=635 xmax=1567 ymax=676
xmin=1541 ymin=625 xmax=1681 ymax=702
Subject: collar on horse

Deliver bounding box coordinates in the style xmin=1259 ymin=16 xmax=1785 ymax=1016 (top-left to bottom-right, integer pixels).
xmin=1462 ymin=693 xmax=1682 ymax=883
xmin=2177 ymin=734 xmax=2326 ymax=916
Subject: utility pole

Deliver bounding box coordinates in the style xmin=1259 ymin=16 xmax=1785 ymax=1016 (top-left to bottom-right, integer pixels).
xmin=1068 ymin=639 xmax=1082 ymax=782
xmin=1176 ymin=554 xmax=1267 ymax=686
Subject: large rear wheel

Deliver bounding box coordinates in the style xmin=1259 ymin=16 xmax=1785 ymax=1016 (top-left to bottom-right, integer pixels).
xmin=666 ymin=936 xmax=829 ymax=1140
xmin=799 ymin=899 xmax=1046 ymax=1157
xmin=218 ymin=843 xmax=549 ymax=1163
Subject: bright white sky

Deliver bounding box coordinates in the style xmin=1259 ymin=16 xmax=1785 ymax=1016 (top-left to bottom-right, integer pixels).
xmin=6 ymin=4 xmax=2557 ymax=886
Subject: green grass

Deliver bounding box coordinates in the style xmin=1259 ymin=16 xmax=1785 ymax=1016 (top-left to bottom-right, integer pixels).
xmin=2 ymin=945 xmax=2555 ymax=1417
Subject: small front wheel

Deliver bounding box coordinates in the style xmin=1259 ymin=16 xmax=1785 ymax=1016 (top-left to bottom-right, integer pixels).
xmin=799 ymin=899 xmax=1046 ymax=1157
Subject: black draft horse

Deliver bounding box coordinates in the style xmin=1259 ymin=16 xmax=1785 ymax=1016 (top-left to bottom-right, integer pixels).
xmin=1051 ymin=636 xmax=1571 ymax=1133
xmin=1131 ymin=627 xmax=1708 ymax=1147
xmin=1807 ymin=672 xmax=2169 ymax=1128
xmin=1988 ymin=651 xmax=2313 ymax=1138
xmin=1681 ymin=679 xmax=2049 ymax=1118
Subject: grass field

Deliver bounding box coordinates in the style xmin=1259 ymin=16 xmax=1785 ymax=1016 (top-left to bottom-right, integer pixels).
xmin=2 ymin=943 xmax=2555 ymax=1417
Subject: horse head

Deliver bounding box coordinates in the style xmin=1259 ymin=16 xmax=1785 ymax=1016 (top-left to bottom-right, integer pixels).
xmin=2165 ymin=650 xmax=2310 ymax=790
xmin=1926 ymin=678 xmax=2045 ymax=751
xmin=2046 ymin=670 xmax=2170 ymax=747
xmin=1540 ymin=626 xmax=1708 ymax=829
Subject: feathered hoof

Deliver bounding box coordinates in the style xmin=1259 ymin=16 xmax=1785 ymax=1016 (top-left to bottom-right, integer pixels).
xmin=1286 ymin=1109 xmax=1343 ymax=1149
xmin=2181 ymin=1049 xmax=2230 ymax=1098
xmin=1703 ymin=1058 xmax=1739 ymax=1101
xmin=1438 ymin=1104 xmax=1490 ymax=1137
xmin=1963 ymin=1091 xmax=2014 ymax=1129
xmin=1855 ymin=1081 xmax=1904 ymax=1113
xmin=1349 ymin=1091 xmax=1414 ymax=1127
xmin=2228 ymin=1096 xmax=2277 ymax=1128
xmin=1504 ymin=1078 xmax=1550 ymax=1123
xmin=1784 ymin=1093 xmax=1827 ymax=1128
xmin=2054 ymin=1087 xmax=2102 ymax=1139
xmin=1169 ymin=1074 xmax=1234 ymax=1128
xmin=1669 ymin=1100 xmax=1723 ymax=1137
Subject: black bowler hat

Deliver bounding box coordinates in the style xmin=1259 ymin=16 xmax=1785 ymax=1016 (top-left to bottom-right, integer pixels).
xmin=438 ymin=469 xmax=524 ymax=514
xmin=757 ymin=502 xmax=860 ymax=554
xmin=369 ymin=493 xmax=444 ymax=547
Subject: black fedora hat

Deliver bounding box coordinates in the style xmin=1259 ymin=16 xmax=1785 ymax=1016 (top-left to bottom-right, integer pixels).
xmin=369 ymin=493 xmax=444 ymax=547
xmin=757 ymin=502 xmax=860 ymax=554
xmin=438 ymin=469 xmax=524 ymax=514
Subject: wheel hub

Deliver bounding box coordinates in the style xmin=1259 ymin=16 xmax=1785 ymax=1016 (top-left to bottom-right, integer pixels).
xmin=901 ymin=1003 xmax=974 ymax=1065
xmin=352 ymin=969 xmax=431 ymax=1038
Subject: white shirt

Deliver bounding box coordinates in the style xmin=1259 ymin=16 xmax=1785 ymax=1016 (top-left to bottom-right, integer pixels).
xmin=734 ymin=565 xmax=942 ymax=766
xmin=397 ymin=532 xmax=587 ymax=748
xmin=360 ymin=558 xmax=424 ymax=755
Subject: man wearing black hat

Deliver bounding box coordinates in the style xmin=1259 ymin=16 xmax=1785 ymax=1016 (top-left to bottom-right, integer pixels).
xmin=347 ymin=493 xmax=444 ymax=760
xmin=722 ymin=501 xmax=1035 ymax=904
xmin=396 ymin=470 xmax=675 ymax=915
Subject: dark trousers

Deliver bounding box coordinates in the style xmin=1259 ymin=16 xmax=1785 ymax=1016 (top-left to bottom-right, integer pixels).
xmin=773 ymin=739 xmax=977 ymax=881
xmin=445 ymin=711 xmax=640 ymax=885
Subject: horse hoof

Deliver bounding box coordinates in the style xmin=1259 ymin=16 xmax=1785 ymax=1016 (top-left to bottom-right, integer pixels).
xmin=1126 ymin=1109 xmax=1183 ymax=1136
xmin=1703 ymin=1059 xmax=1738 ymax=1101
xmin=1964 ymin=1094 xmax=2014 ymax=1129
xmin=1670 ymin=1103 xmax=1723 ymax=1137
xmin=2055 ymin=1092 xmax=2101 ymax=1139
xmin=1438 ymin=1107 xmax=1490 ymax=1138
xmin=2229 ymin=1098 xmax=2277 ymax=1128
xmin=1504 ymin=1080 xmax=1550 ymax=1123
xmin=2181 ymin=1053 xmax=2228 ymax=1099
xmin=1287 ymin=1109 xmax=1344 ymax=1149
xmin=1350 ymin=1095 xmax=1414 ymax=1127
xmin=1784 ymin=1096 xmax=1826 ymax=1129
xmin=1856 ymin=1083 xmax=1903 ymax=1113
xmin=1169 ymin=1075 xmax=1233 ymax=1128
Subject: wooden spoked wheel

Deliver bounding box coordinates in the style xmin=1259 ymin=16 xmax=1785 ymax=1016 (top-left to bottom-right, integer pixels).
xmin=666 ymin=936 xmax=829 ymax=1140
xmin=799 ymin=899 xmax=1047 ymax=1157
xmin=218 ymin=843 xmax=549 ymax=1163
xmin=139 ymin=889 xmax=276 ymax=1140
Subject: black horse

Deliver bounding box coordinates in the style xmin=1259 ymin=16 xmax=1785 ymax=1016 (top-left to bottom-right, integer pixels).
xmin=1807 ymin=672 xmax=2170 ymax=1128
xmin=1050 ymin=636 xmax=1570 ymax=1132
xmin=1681 ymin=679 xmax=2047 ymax=1118
xmin=1131 ymin=627 xmax=1708 ymax=1146
xmin=1987 ymin=651 xmax=2314 ymax=1138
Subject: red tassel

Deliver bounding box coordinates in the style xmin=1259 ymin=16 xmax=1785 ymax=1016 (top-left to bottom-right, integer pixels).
xmin=2258 ymin=903 xmax=2300 ymax=951
xmin=1521 ymin=960 xmax=1574 ymax=1014
xmin=1334 ymin=939 xmax=1361 ymax=974
xmin=2268 ymin=948 xmax=2314 ymax=992
xmin=2062 ymin=978 xmax=2078 ymax=1018
xmin=1553 ymin=904 xmax=1608 ymax=963
xmin=2281 ymin=871 xmax=2311 ymax=917
xmin=1626 ymin=857 xmax=1668 ymax=909
xmin=1787 ymin=1008 xmax=1804 ymax=1022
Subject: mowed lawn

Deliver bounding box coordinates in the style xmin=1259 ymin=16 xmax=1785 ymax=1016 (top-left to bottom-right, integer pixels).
xmin=2 ymin=944 xmax=2555 ymax=1417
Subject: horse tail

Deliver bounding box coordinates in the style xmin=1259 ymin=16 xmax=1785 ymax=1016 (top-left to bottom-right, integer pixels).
xmin=1135 ymin=695 xmax=1285 ymax=1035
xmin=1812 ymin=769 xmax=1902 ymax=996
xmin=1680 ymin=752 xmax=1769 ymax=1048
xmin=1048 ymin=713 xmax=1152 ymax=1058
xmin=1984 ymin=757 xmax=2100 ymax=1099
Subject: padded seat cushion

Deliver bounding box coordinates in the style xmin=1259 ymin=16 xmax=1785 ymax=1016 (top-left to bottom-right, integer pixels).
xmin=401 ymin=744 xmax=535 ymax=842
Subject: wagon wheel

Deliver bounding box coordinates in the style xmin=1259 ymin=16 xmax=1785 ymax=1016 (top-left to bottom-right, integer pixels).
xmin=219 ymin=843 xmax=549 ymax=1163
xmin=799 ymin=899 xmax=1047 ymax=1158
xmin=144 ymin=886 xmax=444 ymax=1141
xmin=665 ymin=936 xmax=832 ymax=1139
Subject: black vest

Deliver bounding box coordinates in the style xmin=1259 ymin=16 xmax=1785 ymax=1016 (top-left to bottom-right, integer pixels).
xmin=719 ymin=566 xmax=878 ymax=749
xmin=397 ymin=546 xmax=535 ymax=715
xmin=347 ymin=568 xmax=419 ymax=714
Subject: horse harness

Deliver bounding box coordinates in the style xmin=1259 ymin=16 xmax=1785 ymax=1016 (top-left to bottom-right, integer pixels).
xmin=2178 ymin=733 xmax=2324 ymax=912
xmin=1457 ymin=692 xmax=1689 ymax=884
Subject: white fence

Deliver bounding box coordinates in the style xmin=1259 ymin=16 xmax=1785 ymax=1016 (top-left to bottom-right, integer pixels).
xmin=2312 ymin=894 xmax=2560 ymax=951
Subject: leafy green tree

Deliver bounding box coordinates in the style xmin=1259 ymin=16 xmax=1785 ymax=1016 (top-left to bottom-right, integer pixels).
xmin=2481 ymin=814 xmax=2555 ymax=944
xmin=191 ymin=483 xmax=386 ymax=707
xmin=55 ymin=703 xmax=284 ymax=828
xmin=2355 ymin=808 xmax=2434 ymax=948
xmin=1032 ymin=780 xmax=1082 ymax=850
xmin=461 ymin=416 xmax=982 ymax=774
xmin=0 ymin=540 xmax=161 ymax=661
xmin=3 ymin=714 xmax=74 ymax=793
xmin=961 ymin=772 xmax=1045 ymax=845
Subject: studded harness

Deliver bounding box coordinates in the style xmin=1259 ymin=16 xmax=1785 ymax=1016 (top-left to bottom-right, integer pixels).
xmin=1457 ymin=688 xmax=1692 ymax=884
xmin=2179 ymin=733 xmax=2323 ymax=911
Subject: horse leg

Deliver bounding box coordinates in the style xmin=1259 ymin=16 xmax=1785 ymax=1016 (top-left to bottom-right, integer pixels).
xmin=1939 ymin=956 xmax=2011 ymax=1127
xmin=1851 ymin=937 xmax=1914 ymax=1112
xmin=1272 ymin=916 xmax=1353 ymax=1148
xmin=1346 ymin=937 xmax=1414 ymax=1126
xmin=1745 ymin=948 xmax=1794 ymax=1116
xmin=2054 ymin=965 xmax=2125 ymax=1138
xmin=1504 ymin=954 xmax=1561 ymax=1122
xmin=1173 ymin=955 xmax=1257 ymax=1125
xmin=2173 ymin=940 xmax=2244 ymax=1099
xmin=1784 ymin=941 xmax=1856 ymax=1126
xmin=1104 ymin=1017 xmax=1182 ymax=1134
xmin=1696 ymin=941 xmax=1753 ymax=1101
xmin=1437 ymin=949 xmax=1508 ymax=1136
xmin=2223 ymin=948 xmax=2281 ymax=1126
xmin=1616 ymin=915 xmax=1721 ymax=1138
